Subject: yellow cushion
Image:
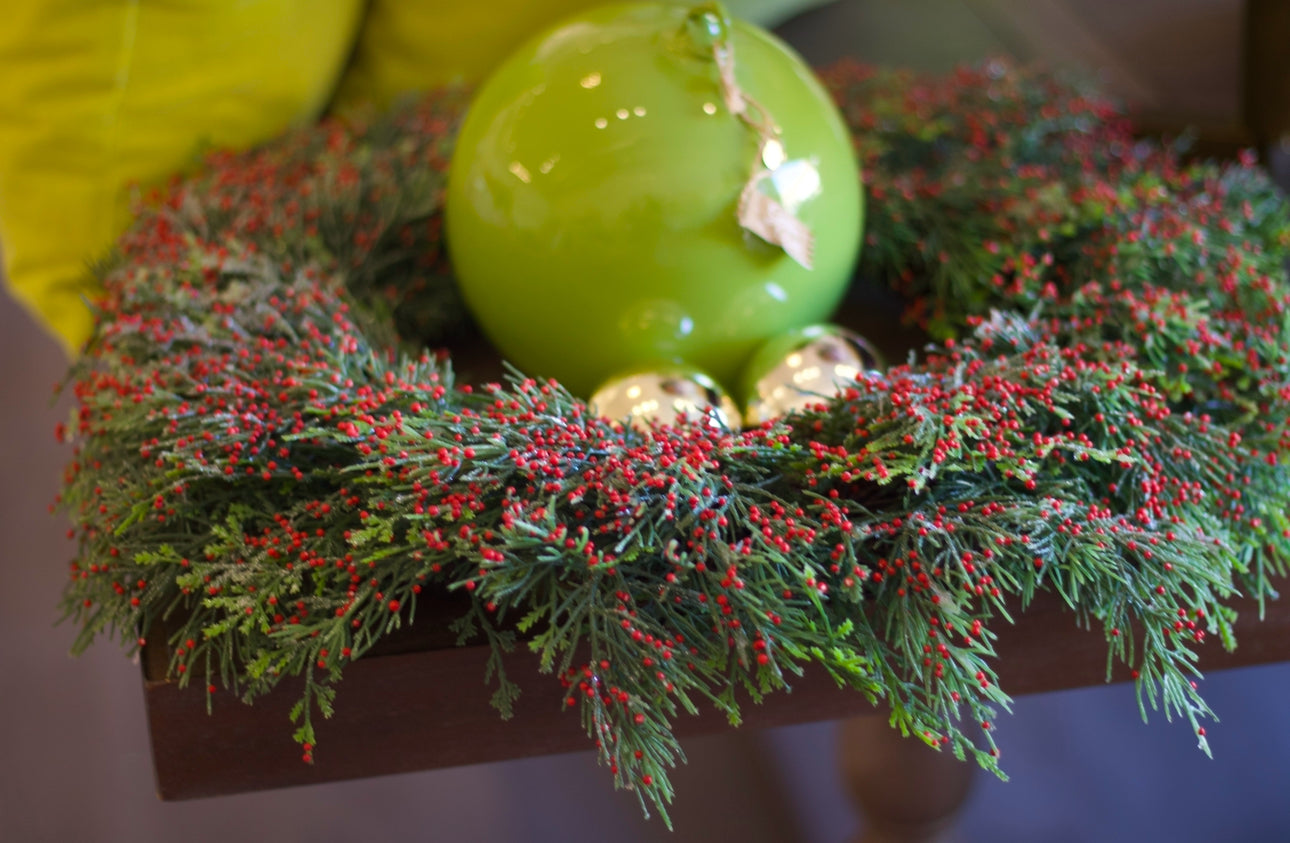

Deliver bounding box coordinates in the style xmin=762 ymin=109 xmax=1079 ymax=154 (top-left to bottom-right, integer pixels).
xmin=0 ymin=0 xmax=363 ymax=355
xmin=333 ymin=0 xmax=828 ymax=111
xmin=1 ymin=1 xmax=826 ymax=354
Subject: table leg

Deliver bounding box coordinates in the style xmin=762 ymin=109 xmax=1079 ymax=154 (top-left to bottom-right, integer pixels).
xmin=838 ymin=716 xmax=976 ymax=843
xmin=1245 ymin=0 xmax=1290 ymax=188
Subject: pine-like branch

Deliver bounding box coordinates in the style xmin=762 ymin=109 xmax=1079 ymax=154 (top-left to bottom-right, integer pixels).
xmin=55 ymin=62 xmax=1290 ymax=824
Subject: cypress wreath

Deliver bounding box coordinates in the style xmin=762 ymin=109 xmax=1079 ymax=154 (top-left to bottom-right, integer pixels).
xmin=58 ymin=60 xmax=1290 ymax=823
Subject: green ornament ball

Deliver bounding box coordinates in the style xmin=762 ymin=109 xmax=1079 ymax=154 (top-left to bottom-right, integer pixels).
xmin=446 ymin=1 xmax=863 ymax=397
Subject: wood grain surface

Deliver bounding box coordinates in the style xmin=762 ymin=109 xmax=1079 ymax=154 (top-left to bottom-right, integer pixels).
xmin=144 ymin=576 xmax=1290 ymax=800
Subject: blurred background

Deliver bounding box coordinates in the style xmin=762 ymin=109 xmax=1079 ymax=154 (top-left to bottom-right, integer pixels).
xmin=4 ymin=1 xmax=1290 ymax=841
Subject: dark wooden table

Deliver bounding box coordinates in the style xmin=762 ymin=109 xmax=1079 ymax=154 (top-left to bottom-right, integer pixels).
xmin=143 ymin=580 xmax=1290 ymax=802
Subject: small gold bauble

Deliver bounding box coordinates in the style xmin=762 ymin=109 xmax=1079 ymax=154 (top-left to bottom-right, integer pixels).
xmin=589 ymin=366 xmax=740 ymax=431
xmin=741 ymin=324 xmax=883 ymax=425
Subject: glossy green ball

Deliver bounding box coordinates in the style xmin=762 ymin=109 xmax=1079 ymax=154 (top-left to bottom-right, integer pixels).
xmin=446 ymin=2 xmax=863 ymax=397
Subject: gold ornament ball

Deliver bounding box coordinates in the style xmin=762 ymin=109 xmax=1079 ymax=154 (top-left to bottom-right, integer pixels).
xmin=589 ymin=366 xmax=740 ymax=431
xmin=740 ymin=324 xmax=883 ymax=425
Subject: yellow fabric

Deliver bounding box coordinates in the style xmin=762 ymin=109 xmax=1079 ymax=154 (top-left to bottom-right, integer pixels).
xmin=333 ymin=1 xmax=606 ymax=112
xmin=0 ymin=0 xmax=826 ymax=354
xmin=334 ymin=0 xmax=826 ymax=111
xmin=0 ymin=0 xmax=364 ymax=355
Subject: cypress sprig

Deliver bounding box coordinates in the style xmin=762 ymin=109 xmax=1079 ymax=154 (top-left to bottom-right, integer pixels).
xmin=56 ymin=61 xmax=1290 ymax=825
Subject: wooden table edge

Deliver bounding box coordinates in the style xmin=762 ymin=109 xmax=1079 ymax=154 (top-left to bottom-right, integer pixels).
xmin=142 ymin=579 xmax=1290 ymax=801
